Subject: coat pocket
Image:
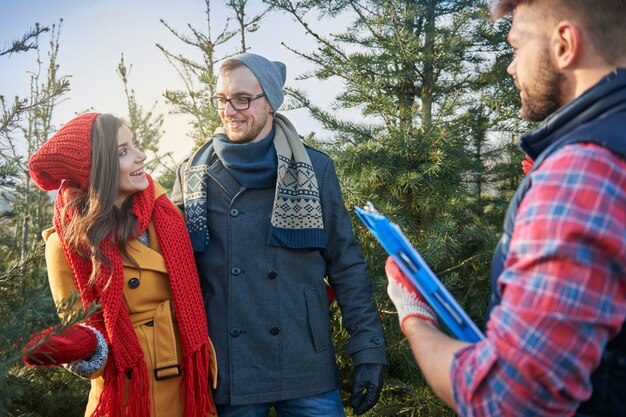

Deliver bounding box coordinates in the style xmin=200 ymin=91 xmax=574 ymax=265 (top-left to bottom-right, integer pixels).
xmin=304 ymin=288 xmax=329 ymax=353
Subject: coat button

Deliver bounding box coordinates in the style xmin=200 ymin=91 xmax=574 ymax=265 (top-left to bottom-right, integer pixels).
xmin=267 ymin=271 xmax=277 ymax=279
xmin=270 ymin=327 xmax=280 ymax=335
xmin=231 ymin=267 xmax=241 ymax=276
xmin=229 ymin=208 xmax=239 ymax=217
xmin=230 ymin=328 xmax=241 ymax=337
xmin=128 ymin=278 xmax=140 ymax=289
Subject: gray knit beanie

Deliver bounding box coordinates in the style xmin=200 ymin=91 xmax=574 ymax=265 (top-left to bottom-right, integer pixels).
xmin=228 ymin=53 xmax=287 ymax=111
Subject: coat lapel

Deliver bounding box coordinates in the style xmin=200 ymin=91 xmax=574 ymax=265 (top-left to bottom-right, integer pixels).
xmin=123 ymin=222 xmax=168 ymax=274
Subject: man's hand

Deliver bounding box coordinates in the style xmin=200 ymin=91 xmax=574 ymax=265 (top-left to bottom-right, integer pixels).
xmin=385 ymin=256 xmax=437 ymax=332
xmin=349 ymin=363 xmax=383 ymax=415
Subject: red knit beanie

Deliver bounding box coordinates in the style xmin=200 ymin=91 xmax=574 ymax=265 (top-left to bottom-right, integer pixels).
xmin=28 ymin=112 xmax=100 ymax=191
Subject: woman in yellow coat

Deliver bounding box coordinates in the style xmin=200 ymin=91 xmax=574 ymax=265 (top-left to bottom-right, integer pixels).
xmin=26 ymin=113 xmax=217 ymax=417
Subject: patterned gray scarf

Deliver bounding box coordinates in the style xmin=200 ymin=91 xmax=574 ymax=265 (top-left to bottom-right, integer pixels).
xmin=183 ymin=113 xmax=325 ymax=252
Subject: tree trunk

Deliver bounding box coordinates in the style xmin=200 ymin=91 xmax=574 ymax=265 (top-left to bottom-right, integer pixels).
xmin=421 ymin=0 xmax=436 ymax=131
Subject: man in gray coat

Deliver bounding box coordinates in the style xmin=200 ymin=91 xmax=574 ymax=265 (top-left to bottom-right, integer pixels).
xmin=171 ymin=52 xmax=387 ymax=417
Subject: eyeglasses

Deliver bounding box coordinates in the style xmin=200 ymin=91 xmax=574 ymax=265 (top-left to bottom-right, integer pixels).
xmin=210 ymin=93 xmax=266 ymax=110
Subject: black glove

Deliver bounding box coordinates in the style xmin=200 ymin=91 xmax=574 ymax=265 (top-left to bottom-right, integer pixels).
xmin=349 ymin=363 xmax=384 ymax=415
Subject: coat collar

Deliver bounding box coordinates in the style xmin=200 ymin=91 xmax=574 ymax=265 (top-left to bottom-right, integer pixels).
xmin=521 ymin=68 xmax=626 ymax=159
xmin=123 ymin=221 xmax=167 ymax=274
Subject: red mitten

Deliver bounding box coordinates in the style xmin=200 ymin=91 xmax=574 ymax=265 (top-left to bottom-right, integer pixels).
xmin=521 ymin=154 xmax=534 ymax=176
xmin=23 ymin=323 xmax=98 ymax=366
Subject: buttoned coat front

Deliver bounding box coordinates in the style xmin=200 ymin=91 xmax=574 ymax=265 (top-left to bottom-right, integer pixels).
xmin=43 ymin=184 xmax=217 ymax=417
xmin=172 ymin=144 xmax=387 ymax=406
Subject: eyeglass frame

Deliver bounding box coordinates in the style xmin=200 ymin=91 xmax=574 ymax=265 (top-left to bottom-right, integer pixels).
xmin=210 ymin=93 xmax=267 ymax=110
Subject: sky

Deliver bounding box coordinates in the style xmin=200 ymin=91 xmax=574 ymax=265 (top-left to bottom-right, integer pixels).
xmin=0 ymin=0 xmax=345 ymax=163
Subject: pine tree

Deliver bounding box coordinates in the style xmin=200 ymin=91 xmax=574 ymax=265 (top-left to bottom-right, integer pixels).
xmin=116 ymin=54 xmax=177 ymax=189
xmin=226 ymin=0 xmax=269 ymax=52
xmin=0 ymin=22 xmax=90 ymax=417
xmin=265 ymin=1 xmax=519 ymax=414
xmin=157 ymin=0 xmax=268 ymax=150
xmin=11 ymin=21 xmax=69 ymax=264
xmin=0 ymin=26 xmax=56 ymax=216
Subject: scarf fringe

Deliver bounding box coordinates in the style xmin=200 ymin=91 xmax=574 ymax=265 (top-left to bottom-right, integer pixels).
xmin=90 ymin=367 xmax=124 ymax=417
xmin=58 ymin=178 xmax=211 ymax=416
xmin=126 ymin=361 xmax=151 ymax=417
xmin=89 ymin=361 xmax=150 ymax=417
xmin=182 ymin=344 xmax=214 ymax=417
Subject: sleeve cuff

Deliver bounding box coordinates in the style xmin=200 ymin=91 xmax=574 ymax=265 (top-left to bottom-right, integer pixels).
xmin=347 ymin=335 xmax=387 ymax=366
xmin=63 ymin=325 xmax=108 ymax=379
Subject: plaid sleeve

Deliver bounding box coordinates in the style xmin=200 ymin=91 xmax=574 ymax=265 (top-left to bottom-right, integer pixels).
xmin=451 ymin=143 xmax=626 ymax=417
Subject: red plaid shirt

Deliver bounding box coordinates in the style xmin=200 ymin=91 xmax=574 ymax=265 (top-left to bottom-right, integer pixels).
xmin=451 ymin=143 xmax=626 ymax=416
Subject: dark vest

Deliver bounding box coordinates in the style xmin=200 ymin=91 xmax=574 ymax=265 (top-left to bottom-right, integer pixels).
xmin=489 ymin=70 xmax=626 ymax=417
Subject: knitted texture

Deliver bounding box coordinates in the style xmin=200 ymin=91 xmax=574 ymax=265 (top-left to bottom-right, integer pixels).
xmin=181 ymin=141 xmax=213 ymax=253
xmin=230 ymin=53 xmax=286 ymax=111
xmin=269 ymin=113 xmax=324 ymax=248
xmin=22 ymin=323 xmax=98 ymax=366
xmin=63 ymin=324 xmax=108 ymax=377
xmin=213 ymin=129 xmax=277 ymax=189
xmin=28 ymin=113 xmax=100 ymax=191
xmin=183 ymin=112 xmax=325 ymax=252
xmin=52 ymin=176 xmax=214 ymax=417
xmin=385 ymin=256 xmax=438 ymax=332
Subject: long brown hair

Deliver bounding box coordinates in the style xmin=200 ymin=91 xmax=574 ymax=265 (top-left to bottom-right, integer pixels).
xmin=60 ymin=114 xmax=139 ymax=284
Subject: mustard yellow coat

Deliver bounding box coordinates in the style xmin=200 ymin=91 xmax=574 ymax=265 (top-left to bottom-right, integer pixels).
xmin=43 ymin=184 xmax=217 ymax=417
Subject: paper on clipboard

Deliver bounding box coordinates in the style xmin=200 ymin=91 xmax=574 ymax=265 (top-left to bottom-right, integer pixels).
xmin=355 ymin=202 xmax=485 ymax=343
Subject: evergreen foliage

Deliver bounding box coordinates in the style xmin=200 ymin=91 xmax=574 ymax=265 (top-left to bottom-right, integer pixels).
xmin=0 ymin=3 xmax=534 ymax=415
xmin=0 ymin=21 xmax=90 ymax=417
xmin=117 ymin=54 xmax=176 ymax=188
xmin=266 ymin=1 xmax=525 ymax=414
xmin=157 ymin=0 xmax=269 ymax=151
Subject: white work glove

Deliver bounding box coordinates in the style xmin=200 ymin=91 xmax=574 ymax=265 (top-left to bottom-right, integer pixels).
xmin=385 ymin=256 xmax=437 ymax=332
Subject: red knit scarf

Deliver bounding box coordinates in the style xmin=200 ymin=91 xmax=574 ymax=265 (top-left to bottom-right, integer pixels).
xmin=53 ymin=175 xmax=214 ymax=417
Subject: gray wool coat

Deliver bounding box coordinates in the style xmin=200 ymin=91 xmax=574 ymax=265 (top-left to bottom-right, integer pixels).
xmin=171 ymin=144 xmax=387 ymax=406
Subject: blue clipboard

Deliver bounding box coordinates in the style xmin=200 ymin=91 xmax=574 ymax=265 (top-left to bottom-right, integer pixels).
xmin=355 ymin=202 xmax=485 ymax=343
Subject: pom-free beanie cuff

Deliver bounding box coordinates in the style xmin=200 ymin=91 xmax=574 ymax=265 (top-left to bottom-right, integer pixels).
xmin=230 ymin=53 xmax=286 ymax=111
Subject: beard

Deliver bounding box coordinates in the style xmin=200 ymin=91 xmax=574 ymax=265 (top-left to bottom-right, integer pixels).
xmin=518 ymin=49 xmax=565 ymax=122
xmin=222 ymin=113 xmax=272 ymax=144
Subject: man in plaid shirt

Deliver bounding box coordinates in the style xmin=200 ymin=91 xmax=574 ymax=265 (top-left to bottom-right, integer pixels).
xmin=384 ymin=1 xmax=626 ymax=416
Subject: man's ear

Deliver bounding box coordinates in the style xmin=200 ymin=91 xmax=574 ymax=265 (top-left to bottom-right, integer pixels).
xmin=551 ymin=20 xmax=582 ymax=70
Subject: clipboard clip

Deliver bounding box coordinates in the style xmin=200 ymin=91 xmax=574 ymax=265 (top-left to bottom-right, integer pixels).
xmin=355 ymin=200 xmax=486 ymax=342
xmin=363 ymin=201 xmax=379 ymax=214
